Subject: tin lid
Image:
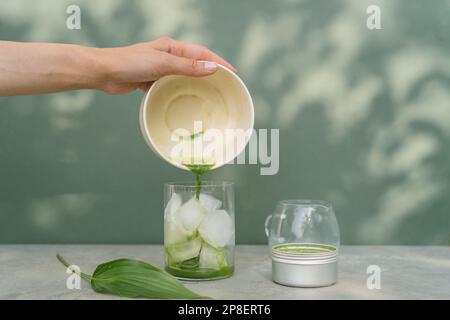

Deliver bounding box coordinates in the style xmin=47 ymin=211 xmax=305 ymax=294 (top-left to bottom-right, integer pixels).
xmin=271 ymin=243 xmax=338 ymax=265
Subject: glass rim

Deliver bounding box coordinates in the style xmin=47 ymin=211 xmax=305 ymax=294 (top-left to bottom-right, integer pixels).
xmin=277 ymin=199 xmax=332 ymax=208
xmin=164 ymin=181 xmax=234 ymax=188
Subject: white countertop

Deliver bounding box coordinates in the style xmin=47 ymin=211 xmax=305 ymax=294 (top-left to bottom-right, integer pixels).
xmin=1 ymin=245 xmax=449 ymax=299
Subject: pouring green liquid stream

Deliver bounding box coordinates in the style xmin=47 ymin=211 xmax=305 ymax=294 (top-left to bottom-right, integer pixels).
xmin=182 ymin=162 xmax=214 ymax=199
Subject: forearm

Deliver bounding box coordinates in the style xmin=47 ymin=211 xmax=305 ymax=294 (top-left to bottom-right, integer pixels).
xmin=0 ymin=41 xmax=107 ymax=95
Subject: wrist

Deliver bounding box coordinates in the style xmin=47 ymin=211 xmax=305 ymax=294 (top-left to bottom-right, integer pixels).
xmin=80 ymin=46 xmax=112 ymax=91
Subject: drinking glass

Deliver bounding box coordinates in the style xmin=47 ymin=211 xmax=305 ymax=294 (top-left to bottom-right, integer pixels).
xmin=164 ymin=181 xmax=235 ymax=280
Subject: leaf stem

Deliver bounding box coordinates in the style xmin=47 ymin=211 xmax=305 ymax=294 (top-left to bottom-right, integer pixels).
xmin=56 ymin=253 xmax=92 ymax=282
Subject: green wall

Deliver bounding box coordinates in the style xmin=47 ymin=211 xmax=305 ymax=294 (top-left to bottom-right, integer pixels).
xmin=0 ymin=0 xmax=449 ymax=244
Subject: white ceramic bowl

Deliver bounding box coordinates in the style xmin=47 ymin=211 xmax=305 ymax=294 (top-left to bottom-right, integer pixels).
xmin=140 ymin=64 xmax=254 ymax=170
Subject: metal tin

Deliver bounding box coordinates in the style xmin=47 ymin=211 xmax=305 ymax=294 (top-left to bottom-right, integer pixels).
xmin=271 ymin=243 xmax=338 ymax=287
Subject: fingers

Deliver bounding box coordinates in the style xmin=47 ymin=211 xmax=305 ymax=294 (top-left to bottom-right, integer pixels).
xmin=154 ymin=37 xmax=237 ymax=73
xmin=172 ymin=42 xmax=237 ymax=73
xmin=158 ymin=52 xmax=218 ymax=77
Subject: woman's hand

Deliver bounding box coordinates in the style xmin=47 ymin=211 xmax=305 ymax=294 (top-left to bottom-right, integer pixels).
xmin=98 ymin=37 xmax=236 ymax=94
xmin=0 ymin=38 xmax=236 ymax=96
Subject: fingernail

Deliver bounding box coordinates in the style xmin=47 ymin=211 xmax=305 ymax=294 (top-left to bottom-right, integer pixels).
xmin=203 ymin=61 xmax=217 ymax=71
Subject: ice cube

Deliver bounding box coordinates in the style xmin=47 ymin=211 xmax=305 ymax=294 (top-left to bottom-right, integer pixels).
xmin=199 ymin=243 xmax=228 ymax=269
xmin=164 ymin=220 xmax=190 ymax=246
xmin=164 ymin=193 xmax=182 ymax=221
xmin=199 ymin=209 xmax=232 ymax=248
xmin=174 ymin=197 xmax=206 ymax=232
xmin=199 ymin=193 xmax=222 ymax=213
xmin=166 ymin=237 xmax=202 ymax=264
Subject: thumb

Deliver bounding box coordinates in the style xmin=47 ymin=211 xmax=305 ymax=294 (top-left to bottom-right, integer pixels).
xmin=160 ymin=54 xmax=218 ymax=77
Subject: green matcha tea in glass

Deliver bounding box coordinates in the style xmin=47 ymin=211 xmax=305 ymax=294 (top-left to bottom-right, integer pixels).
xmin=139 ymin=64 xmax=254 ymax=280
xmin=164 ymin=181 xmax=235 ymax=280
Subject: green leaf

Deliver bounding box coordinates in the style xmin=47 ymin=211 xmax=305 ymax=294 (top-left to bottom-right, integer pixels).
xmin=57 ymin=254 xmax=209 ymax=299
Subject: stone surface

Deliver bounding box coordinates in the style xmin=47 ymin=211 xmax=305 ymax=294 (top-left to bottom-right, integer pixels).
xmin=0 ymin=245 xmax=449 ymax=299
